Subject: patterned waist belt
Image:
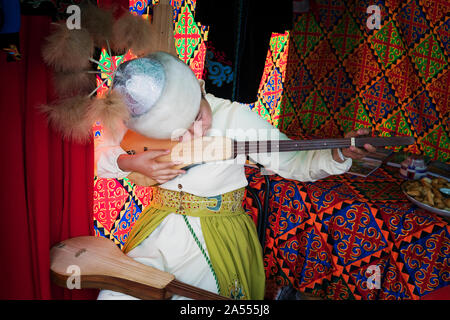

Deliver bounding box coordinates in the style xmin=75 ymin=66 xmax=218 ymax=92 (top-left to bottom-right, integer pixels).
xmin=150 ymin=187 xmax=246 ymax=217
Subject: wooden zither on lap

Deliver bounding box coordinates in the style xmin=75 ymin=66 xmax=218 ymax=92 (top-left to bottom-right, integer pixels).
xmin=50 ymin=236 xmax=229 ymax=300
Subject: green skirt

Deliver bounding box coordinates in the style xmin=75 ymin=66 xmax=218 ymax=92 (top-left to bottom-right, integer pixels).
xmin=122 ymin=187 xmax=265 ymax=300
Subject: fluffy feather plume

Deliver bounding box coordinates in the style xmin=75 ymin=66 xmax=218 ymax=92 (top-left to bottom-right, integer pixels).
xmin=41 ymin=23 xmax=94 ymax=72
xmin=80 ymin=2 xmax=113 ymax=48
xmin=111 ymin=11 xmax=153 ymax=56
xmin=40 ymin=95 xmax=94 ymax=144
xmin=53 ymin=71 xmax=97 ymax=97
xmin=86 ymin=90 xmax=130 ymax=140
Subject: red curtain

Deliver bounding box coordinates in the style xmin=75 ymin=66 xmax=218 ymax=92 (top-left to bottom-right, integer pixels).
xmin=0 ymin=15 xmax=97 ymax=299
xmin=99 ymin=0 xmax=129 ymax=12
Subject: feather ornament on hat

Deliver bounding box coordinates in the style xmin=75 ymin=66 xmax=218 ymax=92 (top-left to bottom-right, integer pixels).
xmin=111 ymin=11 xmax=154 ymax=57
xmin=41 ymin=22 xmax=94 ymax=72
xmin=80 ymin=2 xmax=114 ymax=48
xmin=53 ymin=71 xmax=97 ymax=98
xmin=41 ymin=5 xmax=202 ymax=144
xmin=39 ymin=95 xmax=94 ymax=143
xmin=86 ymin=89 xmax=130 ymax=140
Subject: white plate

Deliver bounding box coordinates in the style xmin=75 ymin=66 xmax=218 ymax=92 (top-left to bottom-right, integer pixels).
xmin=401 ymin=181 xmax=450 ymax=218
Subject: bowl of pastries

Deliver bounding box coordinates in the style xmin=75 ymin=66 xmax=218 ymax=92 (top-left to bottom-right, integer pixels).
xmin=402 ymin=177 xmax=450 ymax=218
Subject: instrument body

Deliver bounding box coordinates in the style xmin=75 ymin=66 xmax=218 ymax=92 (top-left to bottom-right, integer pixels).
xmin=50 ymin=236 xmax=229 ymax=300
xmin=120 ymin=130 xmax=234 ymax=186
xmin=120 ymin=130 xmax=415 ymax=187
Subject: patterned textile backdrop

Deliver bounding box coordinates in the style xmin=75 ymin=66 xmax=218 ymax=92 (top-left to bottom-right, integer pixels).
xmin=93 ymin=0 xmax=450 ymax=249
xmin=253 ymin=0 xmax=449 ymax=162
xmin=244 ymin=165 xmax=450 ymax=300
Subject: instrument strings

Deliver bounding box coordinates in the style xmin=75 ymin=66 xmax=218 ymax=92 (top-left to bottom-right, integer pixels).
xmin=232 ymin=139 xmax=354 ymax=154
xmin=231 ymin=136 xmax=411 ymax=155
xmin=169 ymin=280 xmax=228 ymax=299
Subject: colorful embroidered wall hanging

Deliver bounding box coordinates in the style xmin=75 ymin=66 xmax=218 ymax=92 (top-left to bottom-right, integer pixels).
xmin=244 ymin=164 xmax=450 ymax=300
xmin=255 ymin=0 xmax=449 ymax=162
xmin=92 ymin=0 xmax=450 ymax=300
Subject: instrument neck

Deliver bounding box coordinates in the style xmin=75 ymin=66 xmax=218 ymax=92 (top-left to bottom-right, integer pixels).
xmin=232 ymin=136 xmax=413 ymax=156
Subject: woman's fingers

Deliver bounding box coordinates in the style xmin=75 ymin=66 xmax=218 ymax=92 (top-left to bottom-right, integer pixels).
xmin=345 ymin=128 xmax=371 ymax=138
xmin=349 ymin=145 xmax=366 ymax=155
xmin=341 ymin=128 xmax=379 ymax=160
xmin=151 ymin=160 xmax=184 ymax=171
xmin=153 ymin=169 xmax=186 ymax=177
xmin=131 ymin=149 xmax=186 ymax=180
xmin=343 ymin=145 xmax=367 ymax=159
xmin=364 ymin=143 xmax=377 ymax=153
xmin=143 ymin=149 xmax=171 ymax=159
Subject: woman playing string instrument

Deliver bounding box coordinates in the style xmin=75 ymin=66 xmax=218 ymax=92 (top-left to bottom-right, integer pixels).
xmin=95 ymin=52 xmax=375 ymax=300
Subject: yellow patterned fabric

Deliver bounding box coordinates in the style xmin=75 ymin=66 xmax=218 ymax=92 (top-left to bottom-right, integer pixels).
xmin=122 ymin=187 xmax=265 ymax=300
xmin=150 ymin=187 xmax=246 ymax=216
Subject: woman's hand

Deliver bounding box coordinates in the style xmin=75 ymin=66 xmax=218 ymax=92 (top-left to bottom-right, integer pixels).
xmin=332 ymin=128 xmax=377 ymax=163
xmin=117 ymin=149 xmax=185 ymax=184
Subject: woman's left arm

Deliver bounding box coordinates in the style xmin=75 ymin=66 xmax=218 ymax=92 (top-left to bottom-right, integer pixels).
xmin=223 ymin=102 xmax=375 ymax=182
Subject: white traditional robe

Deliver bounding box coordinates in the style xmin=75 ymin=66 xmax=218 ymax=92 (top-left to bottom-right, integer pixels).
xmin=95 ymin=90 xmax=352 ymax=299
